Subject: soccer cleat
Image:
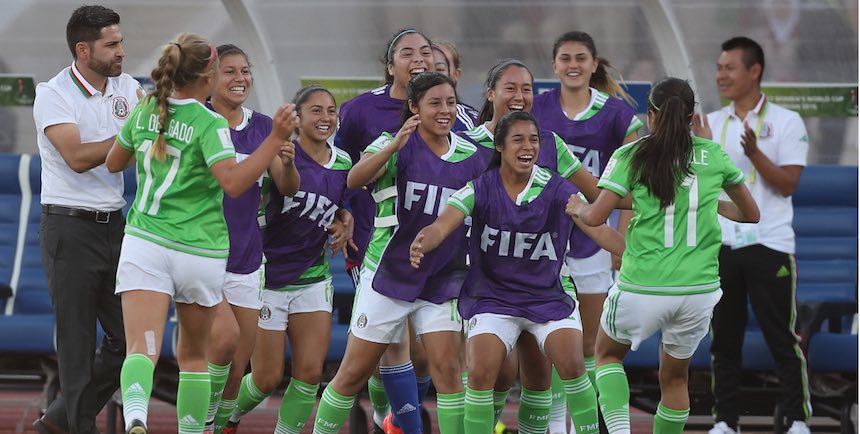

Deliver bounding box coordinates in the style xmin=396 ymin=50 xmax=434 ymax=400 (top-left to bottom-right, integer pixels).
xmin=382 ymin=413 xmax=403 ymax=434
xmin=708 ymin=421 xmax=740 ymax=434
xmin=203 ymin=420 xmax=214 ymax=434
xmin=373 ymin=421 xmax=385 ymax=434
xmin=222 ymin=420 xmax=240 ymax=434
xmin=126 ymin=419 xmax=147 ymax=434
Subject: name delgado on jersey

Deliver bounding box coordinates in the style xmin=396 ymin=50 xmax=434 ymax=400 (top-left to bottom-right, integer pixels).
xmin=135 ymin=112 xmax=196 ymax=144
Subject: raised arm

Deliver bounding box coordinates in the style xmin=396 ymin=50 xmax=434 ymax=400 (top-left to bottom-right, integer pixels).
xmin=347 ymin=115 xmax=420 ymax=189
xmin=268 ymin=141 xmax=301 ymax=197
xmin=409 ymin=205 xmax=467 ymax=269
xmin=567 ymin=189 xmax=623 ymax=227
xmin=719 ymin=182 xmax=760 ymax=223
xmin=212 ymin=104 xmax=298 ymax=198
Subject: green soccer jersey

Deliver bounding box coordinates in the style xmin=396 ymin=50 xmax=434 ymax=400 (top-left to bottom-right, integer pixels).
xmin=598 ymin=136 xmax=744 ymax=294
xmin=118 ymin=97 xmax=236 ymax=258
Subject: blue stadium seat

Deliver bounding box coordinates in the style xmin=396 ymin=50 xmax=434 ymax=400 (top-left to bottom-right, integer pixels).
xmin=0 ymin=154 xmax=22 ymax=313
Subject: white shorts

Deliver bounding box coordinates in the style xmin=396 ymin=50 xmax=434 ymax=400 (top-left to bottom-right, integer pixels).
xmin=222 ymin=266 xmax=264 ymax=310
xmin=116 ymin=235 xmax=225 ymax=307
xmin=600 ymin=284 xmax=722 ymax=359
xmin=350 ymin=268 xmax=462 ymax=344
xmin=258 ymin=278 xmax=334 ymax=331
xmin=566 ymin=249 xmax=614 ymax=295
xmin=466 ymin=310 xmax=582 ymax=355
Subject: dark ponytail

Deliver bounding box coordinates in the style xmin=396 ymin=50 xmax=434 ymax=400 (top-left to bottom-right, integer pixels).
xmin=478 ymin=58 xmax=533 ymax=124
xmin=630 ymin=77 xmax=695 ymax=209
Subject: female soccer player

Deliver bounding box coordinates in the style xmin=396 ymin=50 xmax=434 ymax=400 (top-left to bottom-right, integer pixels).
xmin=464 ymin=58 xmax=607 ymax=429
xmin=202 ymin=43 xmax=301 ymax=434
xmin=105 ymin=33 xmax=298 ymax=434
xmin=409 ymin=111 xmax=624 ymax=434
xmin=336 ymin=29 xmax=473 ymax=434
xmin=225 ymin=85 xmax=354 ymax=434
xmin=530 ymin=32 xmax=643 ymax=431
xmin=568 ymin=77 xmax=759 ymax=434
xmin=334 ymin=28 xmax=433 ymax=434
xmin=312 ymin=72 xmax=491 ymax=434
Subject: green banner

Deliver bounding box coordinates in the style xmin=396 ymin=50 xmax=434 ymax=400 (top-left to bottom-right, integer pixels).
xmin=0 ymin=75 xmax=35 ymax=106
xmin=723 ymin=83 xmax=858 ymax=117
xmin=299 ymin=77 xmax=383 ymax=106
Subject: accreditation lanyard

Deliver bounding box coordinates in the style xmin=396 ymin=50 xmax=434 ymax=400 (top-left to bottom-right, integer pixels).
xmin=720 ymin=99 xmax=769 ymax=185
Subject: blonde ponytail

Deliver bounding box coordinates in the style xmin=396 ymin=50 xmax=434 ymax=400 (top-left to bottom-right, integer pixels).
xmin=146 ymin=33 xmax=217 ymax=161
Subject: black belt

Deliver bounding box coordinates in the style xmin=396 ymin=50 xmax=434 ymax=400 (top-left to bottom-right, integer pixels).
xmin=42 ymin=204 xmax=120 ymax=224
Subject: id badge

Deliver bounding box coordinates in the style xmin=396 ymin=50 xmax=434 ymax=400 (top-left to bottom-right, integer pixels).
xmin=732 ymin=223 xmax=760 ymax=249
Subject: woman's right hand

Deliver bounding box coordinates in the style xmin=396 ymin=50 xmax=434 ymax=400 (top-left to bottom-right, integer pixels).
xmin=390 ymin=114 xmax=421 ymax=151
xmin=271 ymin=103 xmax=299 ymax=141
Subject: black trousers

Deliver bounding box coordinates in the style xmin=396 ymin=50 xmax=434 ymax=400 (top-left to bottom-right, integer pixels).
xmin=39 ymin=211 xmax=126 ymax=434
xmin=711 ymin=244 xmax=812 ymax=427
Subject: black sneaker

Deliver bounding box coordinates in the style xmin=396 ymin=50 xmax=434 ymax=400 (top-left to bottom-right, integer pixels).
xmin=126 ymin=419 xmax=147 ymax=434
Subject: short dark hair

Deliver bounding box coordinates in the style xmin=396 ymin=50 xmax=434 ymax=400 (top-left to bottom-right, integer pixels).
xmin=66 ymin=5 xmax=121 ymax=58
xmin=721 ymin=36 xmax=765 ymax=80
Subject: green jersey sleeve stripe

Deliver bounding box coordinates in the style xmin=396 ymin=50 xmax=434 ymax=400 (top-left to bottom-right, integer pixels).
xmin=446 ymin=196 xmax=472 ymax=216
xmin=365 ymin=132 xmax=394 ymax=154
xmin=726 ymin=172 xmax=745 ymax=185
xmin=626 ymin=115 xmax=644 ymax=137
xmin=117 ymin=132 xmax=133 ymax=150
xmin=206 ymin=149 xmax=236 ymax=166
xmin=597 ymin=179 xmax=628 ymax=197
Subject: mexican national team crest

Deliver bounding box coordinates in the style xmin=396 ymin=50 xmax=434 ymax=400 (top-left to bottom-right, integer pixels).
xmin=112 ymin=96 xmax=130 ymax=119
xmin=259 ymin=305 xmax=271 ymax=321
xmin=356 ymin=313 xmax=368 ymax=329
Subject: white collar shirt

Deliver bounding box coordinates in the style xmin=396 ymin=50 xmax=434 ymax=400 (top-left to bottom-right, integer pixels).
xmin=707 ymin=94 xmax=809 ymax=254
xmin=33 ymin=62 xmax=141 ymax=211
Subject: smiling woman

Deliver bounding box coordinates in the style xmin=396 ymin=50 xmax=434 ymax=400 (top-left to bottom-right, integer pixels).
xmin=311 ymin=72 xmax=494 ymax=434
xmin=407 ymin=110 xmax=624 ymax=434
xmin=200 ymin=43 xmax=303 ymax=433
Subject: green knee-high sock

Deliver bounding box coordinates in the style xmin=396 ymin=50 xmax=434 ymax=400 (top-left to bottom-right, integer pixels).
xmin=436 ymin=391 xmax=466 ymax=434
xmin=563 ymin=374 xmax=599 ymax=434
xmin=653 ymin=402 xmax=689 ymax=434
xmin=312 ymin=386 xmax=355 ymax=434
xmin=213 ymin=398 xmax=236 ymax=432
xmin=206 ymin=362 xmax=231 ymax=423
xmin=120 ymin=354 xmax=155 ymax=430
xmin=275 ymin=379 xmax=320 ymax=434
xmin=461 ymin=371 xmax=469 ymax=388
xmin=367 ymin=375 xmax=390 ymax=426
xmin=517 ymin=387 xmax=552 ymax=434
xmin=464 ymin=388 xmax=494 ymax=434
xmin=177 ymin=371 xmax=210 ymax=434
xmin=230 ymin=373 xmax=270 ymax=423
xmin=595 ymin=364 xmax=630 ymax=434
xmin=548 ymin=368 xmax=567 ymax=434
xmin=492 ymin=389 xmax=510 ymax=425
xmin=583 ymin=356 xmax=597 ymax=389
